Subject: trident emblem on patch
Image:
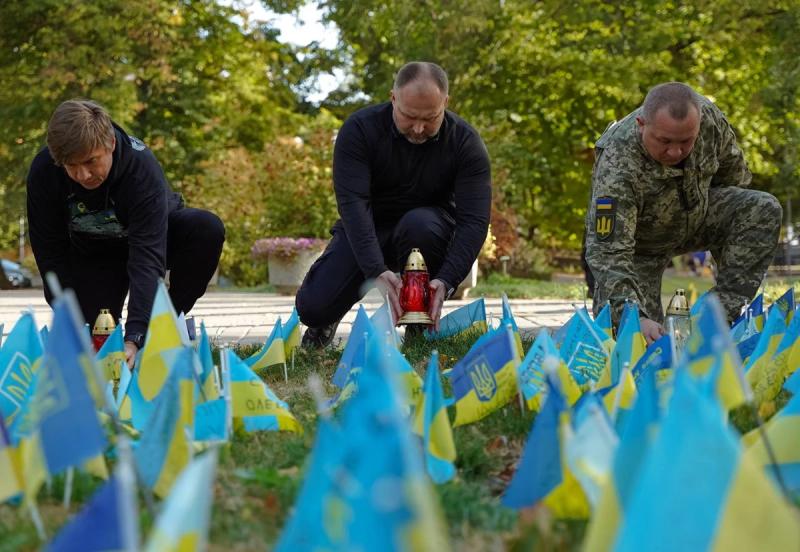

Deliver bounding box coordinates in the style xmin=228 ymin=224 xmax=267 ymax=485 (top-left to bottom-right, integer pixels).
xmin=595 ymin=196 xmax=616 ymax=241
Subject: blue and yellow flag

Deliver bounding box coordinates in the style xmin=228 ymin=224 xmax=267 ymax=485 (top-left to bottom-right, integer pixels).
xmin=412 ymin=352 xmax=456 ymax=484
xmin=228 ymin=350 xmax=301 ymax=433
xmin=559 ymin=307 xmax=612 ymax=384
xmin=730 ymin=315 xmax=749 ymax=345
xmin=689 ymin=291 xmax=709 ymax=319
xmin=596 ymin=304 xmax=644 ymax=413
xmin=630 ymin=334 xmax=673 ymax=384
xmin=425 ymin=298 xmax=487 ymax=340
xmin=564 ymin=393 xmax=618 ymax=509
xmin=552 ymin=311 xmax=574 ymax=350
xmin=736 ymin=331 xmax=761 ymax=364
xmin=501 ymin=294 xmax=524 ymax=357
xmin=516 ymin=329 xmax=581 ymax=410
xmin=595 ymin=302 xmax=613 ymax=340
xmin=277 ymin=331 xmax=450 ymax=551
xmin=684 ymin=294 xmax=748 ymax=411
xmin=138 ymin=281 xmax=190 ymax=401
xmin=114 ymin=361 xmax=133 ymax=416
xmin=769 ymin=287 xmax=794 ymax=324
xmin=451 ymin=326 xmax=519 ymax=426
xmin=48 ymin=464 xmax=139 ymax=552
xmin=275 ymin=418 xmax=346 ymax=551
xmin=0 ymin=414 xmax=21 ymax=503
xmin=145 ymin=450 xmax=217 ymax=552
xmin=121 ymin=367 xmax=157 ymax=431
xmin=283 ymin=307 xmax=301 ymax=357
xmin=326 ymin=366 xmax=363 ymax=411
xmin=333 ymin=306 xmax=371 ymax=388
xmin=616 ymin=302 xmax=637 ymax=337
xmin=194 ymin=398 xmax=227 ymax=442
xmin=744 ymin=307 xmax=786 ymax=374
xmin=785 ymin=362 xmax=800 ymax=395
xmin=584 ymin=359 xmax=661 ymax=551
xmin=95 ymin=323 xmax=125 ymax=381
xmin=0 ymin=312 xmax=44 ymax=427
xmin=135 ymin=347 xmax=195 ymax=498
xmin=749 ymin=306 xmax=800 ymax=403
xmin=503 ymin=375 xmax=589 ymax=518
xmin=502 ymin=376 xmax=565 ymax=509
xmin=779 ymin=308 xmax=800 ymax=383
xmin=196 ymin=322 xmax=219 ymax=401
xmin=370 ymin=302 xmax=400 ymax=349
xmin=383 ymin=341 xmax=424 ymax=407
xmin=245 ymin=318 xmax=286 ymax=372
xmin=748 ymin=292 xmax=765 ymax=333
xmin=744 ymin=391 xmax=800 ymax=494
xmin=610 ymin=363 xmax=800 ymax=551
xmin=744 ymin=308 xmax=787 ymax=403
xmin=332 ymin=309 xmax=421 ymax=406
xmin=24 ymin=296 xmax=107 ymax=477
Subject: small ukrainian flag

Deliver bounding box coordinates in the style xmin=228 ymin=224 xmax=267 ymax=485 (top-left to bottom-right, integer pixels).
xmin=596 ymin=197 xmax=614 ymax=210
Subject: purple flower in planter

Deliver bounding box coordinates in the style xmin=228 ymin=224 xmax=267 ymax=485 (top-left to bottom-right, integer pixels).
xmin=251 ymin=237 xmax=328 ymax=260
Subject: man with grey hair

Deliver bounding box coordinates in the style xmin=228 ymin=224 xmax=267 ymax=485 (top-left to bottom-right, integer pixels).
xmin=296 ymin=61 xmax=491 ymax=347
xmin=584 ymin=82 xmax=781 ymax=342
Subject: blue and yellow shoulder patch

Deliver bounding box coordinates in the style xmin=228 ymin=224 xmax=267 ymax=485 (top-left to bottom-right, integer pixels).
xmin=595 ymin=197 xmax=616 ymax=241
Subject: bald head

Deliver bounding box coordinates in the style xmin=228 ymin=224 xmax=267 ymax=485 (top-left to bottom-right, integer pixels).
xmin=637 ymin=82 xmax=702 ymax=166
xmin=641 ymin=82 xmax=701 ymax=123
xmin=393 ymin=62 xmax=449 ymax=96
xmin=391 ymin=62 xmax=450 ymax=145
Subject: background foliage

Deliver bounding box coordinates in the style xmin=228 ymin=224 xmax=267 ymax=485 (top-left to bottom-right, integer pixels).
xmin=1 ymin=0 xmax=798 ymax=284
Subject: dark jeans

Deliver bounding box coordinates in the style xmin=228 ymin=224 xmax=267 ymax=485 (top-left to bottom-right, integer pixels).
xmin=71 ymin=207 xmax=225 ymax=327
xmin=296 ymin=207 xmax=455 ymax=328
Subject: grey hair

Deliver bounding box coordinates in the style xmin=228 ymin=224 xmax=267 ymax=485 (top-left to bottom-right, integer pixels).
xmin=641 ymin=82 xmax=702 ymax=122
xmin=393 ymin=62 xmax=449 ymax=95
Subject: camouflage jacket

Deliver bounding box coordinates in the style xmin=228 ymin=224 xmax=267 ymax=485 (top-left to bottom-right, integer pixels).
xmin=584 ymin=99 xmax=751 ymax=321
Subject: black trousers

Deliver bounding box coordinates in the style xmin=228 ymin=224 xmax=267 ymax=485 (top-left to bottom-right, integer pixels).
xmin=71 ymin=207 xmax=225 ymax=327
xmin=296 ymin=207 xmax=455 ymax=328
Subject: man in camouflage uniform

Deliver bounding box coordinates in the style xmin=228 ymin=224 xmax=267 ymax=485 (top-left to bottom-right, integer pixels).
xmin=584 ymin=82 xmax=781 ymax=343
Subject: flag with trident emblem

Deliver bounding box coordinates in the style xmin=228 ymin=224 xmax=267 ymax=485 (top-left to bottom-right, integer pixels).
xmin=451 ymin=326 xmax=520 ymax=427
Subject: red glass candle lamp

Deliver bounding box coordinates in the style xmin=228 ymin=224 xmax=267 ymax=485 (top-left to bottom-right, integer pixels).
xmin=92 ymin=308 xmax=116 ymax=351
xmin=398 ymin=248 xmax=434 ymax=326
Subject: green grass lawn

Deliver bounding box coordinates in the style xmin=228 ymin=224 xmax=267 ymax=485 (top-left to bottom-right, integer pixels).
xmin=474 ymin=271 xmax=800 ymax=306
xmin=1 ymin=333 xmax=795 ymax=551
xmin=2 ymin=279 xmax=798 ymax=550
xmin=0 ymin=332 xmax=590 ymax=551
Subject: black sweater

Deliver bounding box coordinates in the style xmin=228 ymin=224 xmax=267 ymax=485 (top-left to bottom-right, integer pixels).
xmin=26 ymin=123 xmax=183 ymax=339
xmin=333 ymin=102 xmax=492 ymax=289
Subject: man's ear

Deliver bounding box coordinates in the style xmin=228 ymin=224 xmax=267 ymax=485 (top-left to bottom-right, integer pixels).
xmin=635 ymin=116 xmax=645 ymax=129
xmin=444 ymin=94 xmax=449 ymax=108
xmin=110 ymin=134 xmax=116 ymax=152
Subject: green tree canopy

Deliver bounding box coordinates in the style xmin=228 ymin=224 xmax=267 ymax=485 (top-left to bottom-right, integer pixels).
xmin=318 ymin=0 xmax=800 ymax=245
xmin=0 ymin=0 xmax=313 ymax=250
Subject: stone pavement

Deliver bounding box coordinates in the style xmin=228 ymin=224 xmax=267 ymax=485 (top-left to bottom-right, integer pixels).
xmin=0 ymin=288 xmax=578 ymax=346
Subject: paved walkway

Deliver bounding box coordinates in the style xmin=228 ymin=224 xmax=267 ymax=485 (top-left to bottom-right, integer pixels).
xmin=0 ymin=288 xmax=578 ymax=346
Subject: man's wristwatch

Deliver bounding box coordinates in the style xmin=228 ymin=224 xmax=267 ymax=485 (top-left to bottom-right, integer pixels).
xmin=444 ymin=285 xmax=456 ymax=300
xmin=125 ymin=333 xmax=145 ymax=349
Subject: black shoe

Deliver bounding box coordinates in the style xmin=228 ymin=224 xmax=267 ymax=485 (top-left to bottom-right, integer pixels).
xmin=302 ymin=320 xmax=340 ymax=349
xmin=403 ymin=324 xmax=429 ymax=339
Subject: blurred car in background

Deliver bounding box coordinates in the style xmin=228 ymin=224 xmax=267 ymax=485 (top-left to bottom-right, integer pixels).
xmin=773 ymin=241 xmax=800 ymax=266
xmin=1 ymin=259 xmax=33 ymax=288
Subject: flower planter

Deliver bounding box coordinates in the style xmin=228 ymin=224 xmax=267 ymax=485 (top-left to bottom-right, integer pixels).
xmin=268 ymin=249 xmax=323 ymax=295
xmin=252 ymin=237 xmax=328 ymax=295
